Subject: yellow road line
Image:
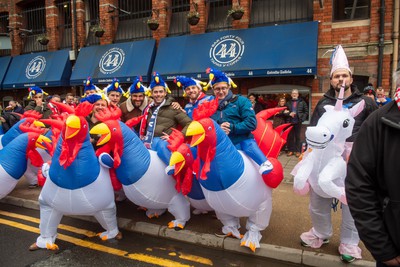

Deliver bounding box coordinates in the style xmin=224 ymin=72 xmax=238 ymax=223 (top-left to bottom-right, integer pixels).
xmin=178 ymin=253 xmax=213 ymax=266
xmin=0 ymin=210 xmax=97 ymax=237
xmin=0 ymin=217 xmax=192 ymax=267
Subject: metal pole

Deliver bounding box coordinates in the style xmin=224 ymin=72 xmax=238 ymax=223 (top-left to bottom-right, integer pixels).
xmin=377 ymin=0 xmax=385 ymax=87
xmin=72 ymin=0 xmax=78 ymax=56
xmin=391 ymin=0 xmax=399 ymax=97
xmin=72 ymin=0 xmax=79 ymax=95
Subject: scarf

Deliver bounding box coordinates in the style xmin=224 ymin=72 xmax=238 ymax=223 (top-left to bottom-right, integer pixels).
xmin=217 ymin=90 xmax=234 ymax=111
xmin=395 ymin=87 xmax=400 ymax=110
xmin=141 ymin=99 xmax=166 ymax=148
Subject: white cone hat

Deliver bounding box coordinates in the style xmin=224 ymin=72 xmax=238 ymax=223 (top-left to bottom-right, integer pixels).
xmin=330 ymin=45 xmax=352 ymax=77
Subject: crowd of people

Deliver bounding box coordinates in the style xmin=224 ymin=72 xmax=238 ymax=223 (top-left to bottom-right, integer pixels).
xmin=1 ymin=44 xmax=398 ymax=265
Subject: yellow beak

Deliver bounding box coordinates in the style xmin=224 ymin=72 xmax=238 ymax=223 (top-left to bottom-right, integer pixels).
xmin=90 ymin=123 xmax=111 ymax=146
xmin=33 ymin=120 xmax=46 ymax=128
xmin=65 ymin=115 xmax=81 ymax=139
xmin=169 ymin=151 xmax=185 ymax=175
xmin=36 ymin=135 xmax=52 ymax=149
xmin=186 ymin=121 xmax=205 ymax=147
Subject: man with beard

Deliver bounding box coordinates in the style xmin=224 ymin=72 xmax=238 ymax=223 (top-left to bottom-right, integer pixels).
xmin=120 ymin=77 xmax=149 ymax=132
xmin=302 ymin=45 xmax=377 ymax=263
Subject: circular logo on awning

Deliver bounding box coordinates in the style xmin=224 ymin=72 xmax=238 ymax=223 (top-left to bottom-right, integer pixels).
xmin=99 ymin=47 xmax=125 ymax=74
xmin=210 ymin=35 xmax=245 ymax=67
xmin=26 ymin=56 xmax=46 ymax=79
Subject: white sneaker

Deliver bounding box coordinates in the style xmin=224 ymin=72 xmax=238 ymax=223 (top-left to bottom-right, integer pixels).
xmin=259 ymin=160 xmax=273 ymax=175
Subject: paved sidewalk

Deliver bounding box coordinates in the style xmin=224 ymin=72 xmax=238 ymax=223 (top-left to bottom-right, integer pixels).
xmin=1 ymin=154 xmax=375 ymax=267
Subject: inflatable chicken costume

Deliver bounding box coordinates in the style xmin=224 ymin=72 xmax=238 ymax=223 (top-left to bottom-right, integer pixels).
xmin=183 ymin=100 xmax=273 ymax=252
xmin=90 ymin=108 xmax=190 ymax=229
xmin=30 ymin=102 xmax=120 ymax=251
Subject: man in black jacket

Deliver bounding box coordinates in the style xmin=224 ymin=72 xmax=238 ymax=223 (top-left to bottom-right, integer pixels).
xmin=301 ymin=45 xmax=378 ymax=263
xmin=346 ymin=69 xmax=400 ymax=267
xmin=286 ymin=89 xmax=308 ymax=157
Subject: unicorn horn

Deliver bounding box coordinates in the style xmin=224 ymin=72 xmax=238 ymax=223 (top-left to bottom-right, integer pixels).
xmin=334 ymin=80 xmax=345 ymax=111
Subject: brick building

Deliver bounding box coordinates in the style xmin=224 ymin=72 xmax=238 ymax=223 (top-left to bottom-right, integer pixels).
xmin=0 ymin=0 xmax=396 ymax=118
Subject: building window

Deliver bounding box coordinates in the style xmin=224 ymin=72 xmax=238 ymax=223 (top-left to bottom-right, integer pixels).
xmin=0 ymin=13 xmax=11 ymax=56
xmin=250 ymin=0 xmax=313 ymax=27
xmin=333 ymin=0 xmax=370 ymax=22
xmin=57 ymin=1 xmax=72 ymax=49
xmin=352 ymin=75 xmax=370 ymax=92
xmin=19 ymin=0 xmax=46 ymax=54
xmin=248 ymin=84 xmax=311 ymax=124
xmin=168 ymin=0 xmax=190 ymax=37
xmin=114 ymin=0 xmax=153 ymax=42
xmin=84 ymin=0 xmax=100 ymax=46
xmin=206 ymin=0 xmax=231 ymax=32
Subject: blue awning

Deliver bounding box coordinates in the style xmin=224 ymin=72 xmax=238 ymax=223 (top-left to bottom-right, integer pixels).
xmin=70 ymin=40 xmax=156 ymax=85
xmin=0 ymin=56 xmax=12 ymax=89
xmin=153 ymin=21 xmax=319 ymax=80
xmin=2 ymin=50 xmax=72 ymax=89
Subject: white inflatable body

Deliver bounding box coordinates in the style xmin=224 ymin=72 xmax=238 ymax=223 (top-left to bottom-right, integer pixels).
xmin=185 ymin=118 xmax=273 ymax=252
xmin=0 ymin=133 xmax=46 ymax=199
xmin=34 ymin=111 xmax=119 ymax=250
xmin=291 ymin=85 xmax=365 ymax=258
xmin=91 ymin=120 xmax=190 ymax=228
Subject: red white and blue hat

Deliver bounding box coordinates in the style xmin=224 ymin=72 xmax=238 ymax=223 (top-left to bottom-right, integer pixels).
xmin=174 ymin=76 xmax=206 ymax=97
xmin=104 ymin=78 xmax=125 ymax=95
xmin=124 ymin=76 xmax=150 ymax=97
xmin=204 ymin=67 xmax=237 ymax=90
xmin=27 ymin=86 xmax=48 ymax=100
xmin=149 ymin=72 xmax=171 ymax=94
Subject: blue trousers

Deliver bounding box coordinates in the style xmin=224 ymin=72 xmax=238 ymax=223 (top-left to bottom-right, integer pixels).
xmin=237 ymin=139 xmax=267 ymax=166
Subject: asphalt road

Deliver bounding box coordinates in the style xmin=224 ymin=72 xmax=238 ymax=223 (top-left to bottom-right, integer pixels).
xmin=0 ymin=203 xmax=302 ymax=267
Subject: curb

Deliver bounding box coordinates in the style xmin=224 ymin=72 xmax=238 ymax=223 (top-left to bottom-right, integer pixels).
xmin=1 ymin=196 xmax=375 ymax=267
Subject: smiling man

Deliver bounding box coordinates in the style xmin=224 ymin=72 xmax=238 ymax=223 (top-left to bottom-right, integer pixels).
xmin=120 ymin=76 xmax=149 ymax=128
xmin=174 ymin=76 xmax=213 ymax=119
xmin=140 ymin=73 xmax=191 ymax=174
xmin=206 ymin=68 xmax=273 ymax=182
xmin=104 ymin=78 xmax=124 ymax=107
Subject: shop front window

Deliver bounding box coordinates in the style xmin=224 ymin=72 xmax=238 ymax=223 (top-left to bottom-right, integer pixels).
xmin=248 ymin=85 xmax=311 ymax=124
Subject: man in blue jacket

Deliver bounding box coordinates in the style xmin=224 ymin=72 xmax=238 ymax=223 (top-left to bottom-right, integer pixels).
xmin=207 ymin=68 xmax=273 ymax=177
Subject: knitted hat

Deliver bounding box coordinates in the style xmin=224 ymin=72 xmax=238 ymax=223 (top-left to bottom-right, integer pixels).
xmin=330 ymin=45 xmax=352 ymax=77
xmin=83 ymin=77 xmax=97 ymax=92
xmin=104 ymin=78 xmax=124 ymax=95
xmin=149 ymin=72 xmax=171 ymax=94
xmin=124 ymin=76 xmax=150 ymax=98
xmin=205 ymin=67 xmax=237 ymax=90
xmin=80 ymin=93 xmax=106 ymax=104
xmin=27 ymin=86 xmax=48 ymax=100
xmin=363 ymin=83 xmax=376 ymax=96
xmin=174 ymin=76 xmax=206 ymax=97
